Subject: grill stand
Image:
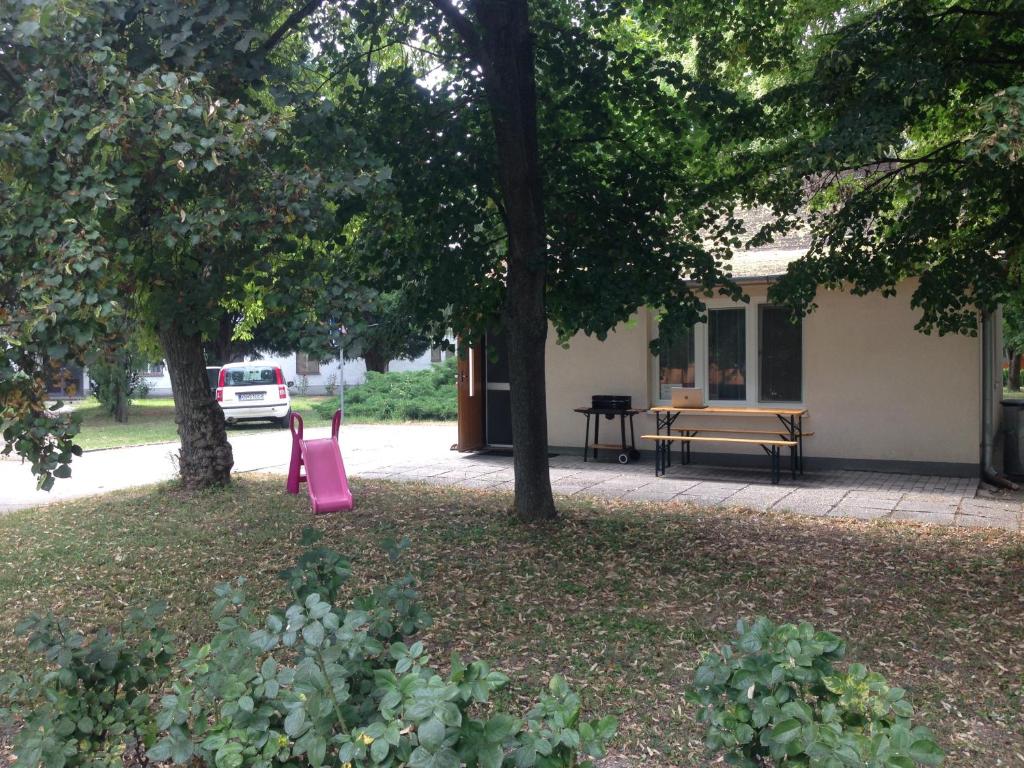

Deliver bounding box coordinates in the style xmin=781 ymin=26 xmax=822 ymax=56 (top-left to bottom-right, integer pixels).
xmin=575 ymin=407 xmax=642 ymax=464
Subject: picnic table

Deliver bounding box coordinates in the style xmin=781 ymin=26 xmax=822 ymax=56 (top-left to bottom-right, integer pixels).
xmin=643 ymin=405 xmax=810 ymax=484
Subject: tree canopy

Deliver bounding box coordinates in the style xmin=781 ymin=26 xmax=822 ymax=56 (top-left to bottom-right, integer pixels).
xmin=4 ymin=0 xmax=1018 ymax=511
xmin=700 ymin=0 xmax=1024 ymax=335
xmin=0 ymin=0 xmax=382 ymax=488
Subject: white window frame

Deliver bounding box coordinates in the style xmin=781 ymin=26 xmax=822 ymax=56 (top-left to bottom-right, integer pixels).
xmin=650 ymin=299 xmax=804 ymax=407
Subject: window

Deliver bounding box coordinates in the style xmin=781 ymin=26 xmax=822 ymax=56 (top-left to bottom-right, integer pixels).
xmin=652 ymin=302 xmax=804 ymax=405
xmin=658 ymin=323 xmax=696 ymax=400
xmin=223 ymin=367 xmax=279 ymax=387
xmin=759 ymin=305 xmax=802 ymax=402
xmin=296 ymin=352 xmax=320 ymax=376
xmin=708 ymin=308 xmax=746 ymax=401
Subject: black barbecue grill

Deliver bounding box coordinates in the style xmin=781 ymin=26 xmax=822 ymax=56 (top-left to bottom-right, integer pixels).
xmin=574 ymin=395 xmax=642 ymax=464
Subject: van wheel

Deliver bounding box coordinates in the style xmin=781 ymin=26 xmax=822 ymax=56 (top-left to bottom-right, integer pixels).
xmin=277 ymin=411 xmax=291 ymax=428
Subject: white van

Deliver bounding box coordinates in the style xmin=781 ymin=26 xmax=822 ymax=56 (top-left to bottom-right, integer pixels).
xmin=216 ymin=362 xmax=292 ymax=427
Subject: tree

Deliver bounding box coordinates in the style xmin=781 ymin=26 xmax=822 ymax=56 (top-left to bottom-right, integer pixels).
xmin=688 ymin=0 xmax=1024 ymax=335
xmin=86 ymin=324 xmax=162 ymax=424
xmin=343 ymin=291 xmax=433 ymax=374
xmin=1 ymin=0 xmax=379 ymax=489
xmin=305 ymin=0 xmax=748 ymax=520
xmin=1004 ymin=297 xmax=1024 ymax=391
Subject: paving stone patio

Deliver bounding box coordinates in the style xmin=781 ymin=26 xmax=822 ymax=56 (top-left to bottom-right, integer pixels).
xmin=356 ymin=449 xmax=1023 ymax=532
xmin=3 ymin=422 xmax=1021 ymax=531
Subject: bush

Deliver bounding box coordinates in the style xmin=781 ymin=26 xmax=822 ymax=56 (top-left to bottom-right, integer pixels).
xmin=687 ymin=618 xmax=943 ymax=767
xmin=89 ymin=358 xmax=146 ymax=414
xmin=0 ymin=603 xmax=175 ymax=767
xmin=315 ymin=358 xmax=457 ymax=422
xmin=1 ymin=529 xmax=615 ymax=768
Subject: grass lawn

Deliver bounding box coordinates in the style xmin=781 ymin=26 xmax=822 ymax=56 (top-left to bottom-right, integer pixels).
xmin=71 ymin=395 xmax=339 ymax=451
xmin=1 ymin=479 xmax=1021 ymax=766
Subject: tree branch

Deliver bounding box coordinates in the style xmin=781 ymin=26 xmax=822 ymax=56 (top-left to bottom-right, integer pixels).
xmin=260 ymin=0 xmax=326 ymax=54
xmin=428 ymin=0 xmax=481 ymax=60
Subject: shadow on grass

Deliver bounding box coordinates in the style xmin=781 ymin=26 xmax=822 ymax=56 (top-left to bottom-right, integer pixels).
xmin=0 ymin=477 xmax=1020 ymax=766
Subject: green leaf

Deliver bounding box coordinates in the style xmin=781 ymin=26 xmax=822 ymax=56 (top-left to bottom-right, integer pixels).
xmin=284 ymin=707 xmax=307 ymax=738
xmin=370 ymin=736 xmax=389 ymax=763
xmin=479 ymin=743 xmax=504 ymax=768
xmin=908 ymin=739 xmax=945 ymax=766
xmin=308 ymin=736 xmax=327 ymax=767
xmin=770 ymin=719 xmax=802 ymax=744
xmin=302 ymin=621 xmax=324 ymax=647
xmin=418 ymin=718 xmax=446 ymax=751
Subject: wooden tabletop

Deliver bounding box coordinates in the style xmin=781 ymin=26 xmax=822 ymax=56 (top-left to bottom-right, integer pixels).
xmin=574 ymin=407 xmax=645 ymax=415
xmin=649 ymin=405 xmax=808 ymax=417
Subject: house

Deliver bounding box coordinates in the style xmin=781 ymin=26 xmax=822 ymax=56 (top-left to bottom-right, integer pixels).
xmin=44 ymin=362 xmax=91 ymax=398
xmin=456 ymin=248 xmax=1004 ymax=478
xmin=142 ymin=347 xmax=448 ymax=397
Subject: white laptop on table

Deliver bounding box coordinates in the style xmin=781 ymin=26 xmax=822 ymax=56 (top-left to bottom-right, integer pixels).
xmin=671 ymin=387 xmax=707 ymax=409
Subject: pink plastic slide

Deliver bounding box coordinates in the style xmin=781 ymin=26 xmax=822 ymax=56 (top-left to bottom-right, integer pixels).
xmin=286 ymin=410 xmax=354 ymax=514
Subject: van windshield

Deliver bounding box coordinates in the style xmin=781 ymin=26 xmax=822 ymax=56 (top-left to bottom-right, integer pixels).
xmin=223 ymin=368 xmax=278 ymax=387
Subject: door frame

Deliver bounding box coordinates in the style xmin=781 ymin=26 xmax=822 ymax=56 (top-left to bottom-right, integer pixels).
xmin=456 ymin=339 xmax=486 ymax=451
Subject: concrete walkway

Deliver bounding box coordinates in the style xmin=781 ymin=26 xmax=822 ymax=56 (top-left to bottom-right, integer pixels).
xmin=1 ymin=424 xmax=1021 ymax=531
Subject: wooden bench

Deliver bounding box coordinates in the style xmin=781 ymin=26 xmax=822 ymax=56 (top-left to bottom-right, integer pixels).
xmin=671 ymin=427 xmax=815 ymax=438
xmin=641 ymin=434 xmax=798 ymax=484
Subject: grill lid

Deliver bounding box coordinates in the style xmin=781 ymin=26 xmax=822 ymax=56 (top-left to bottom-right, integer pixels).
xmin=591 ymin=395 xmax=632 ymax=411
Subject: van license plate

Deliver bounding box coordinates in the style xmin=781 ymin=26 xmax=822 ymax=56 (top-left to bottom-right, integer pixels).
xmin=238 ymin=393 xmax=264 ymax=401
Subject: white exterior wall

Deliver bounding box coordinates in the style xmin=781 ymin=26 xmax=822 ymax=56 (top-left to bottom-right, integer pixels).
xmin=545 ymin=280 xmax=982 ymax=471
xmin=142 ymin=348 xmax=441 ymax=397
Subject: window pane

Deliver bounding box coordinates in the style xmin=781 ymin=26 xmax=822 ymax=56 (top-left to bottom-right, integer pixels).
xmin=658 ymin=323 xmax=696 ymax=400
xmin=224 ymin=367 xmax=278 ymax=386
xmin=296 ymin=352 xmax=320 ymax=376
xmin=760 ymin=306 xmax=802 ymax=402
xmin=708 ymin=308 xmax=746 ymax=400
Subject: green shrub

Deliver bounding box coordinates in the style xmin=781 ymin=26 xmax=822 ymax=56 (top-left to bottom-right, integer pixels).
xmin=0 ymin=603 xmax=175 ymax=767
xmin=687 ymin=618 xmax=943 ymax=767
xmin=1 ymin=529 xmax=615 ymax=768
xmin=316 ymin=358 xmax=457 ymax=423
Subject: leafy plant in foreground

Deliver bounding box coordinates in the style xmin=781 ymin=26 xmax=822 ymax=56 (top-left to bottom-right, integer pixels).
xmin=1 ymin=602 xmax=175 ymax=767
xmin=688 ymin=618 xmax=943 ymax=767
xmin=1 ymin=534 xmax=615 ymax=768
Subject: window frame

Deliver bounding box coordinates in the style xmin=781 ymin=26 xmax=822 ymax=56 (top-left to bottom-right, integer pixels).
xmin=650 ymin=299 xmax=804 ymax=407
xmin=295 ymin=352 xmax=321 ymax=376
xmin=757 ymin=303 xmax=804 ymax=404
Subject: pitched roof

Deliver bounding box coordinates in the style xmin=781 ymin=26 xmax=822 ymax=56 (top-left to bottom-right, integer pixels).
xmin=725 ymin=248 xmax=807 ymax=280
xmin=722 ymin=206 xmax=811 ymax=280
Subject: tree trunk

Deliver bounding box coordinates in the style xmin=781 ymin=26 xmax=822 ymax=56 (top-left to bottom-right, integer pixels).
xmin=158 ymin=321 xmax=233 ymax=489
xmin=113 ymin=385 xmax=129 ymax=424
xmin=476 ymin=0 xmax=556 ymax=521
xmin=1011 ymin=353 xmax=1022 ymax=392
xmin=363 ymin=348 xmax=390 ymax=374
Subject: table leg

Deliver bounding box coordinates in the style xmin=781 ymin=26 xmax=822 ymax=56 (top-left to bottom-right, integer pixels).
xmin=583 ymin=413 xmax=591 ymax=462
xmin=798 ymin=415 xmax=804 ymax=474
xmin=777 ymin=414 xmax=804 ymax=477
xmin=594 ymin=414 xmax=600 ymax=460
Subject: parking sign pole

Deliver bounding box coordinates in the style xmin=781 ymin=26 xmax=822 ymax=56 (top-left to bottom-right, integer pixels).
xmin=339 ymin=325 xmax=346 ymax=419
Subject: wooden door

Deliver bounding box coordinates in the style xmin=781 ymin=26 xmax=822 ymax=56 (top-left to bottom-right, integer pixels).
xmin=456 ymin=340 xmax=486 ymax=451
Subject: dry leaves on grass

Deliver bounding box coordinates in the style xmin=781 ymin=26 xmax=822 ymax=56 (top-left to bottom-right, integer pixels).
xmin=0 ymin=476 xmax=1022 ymax=767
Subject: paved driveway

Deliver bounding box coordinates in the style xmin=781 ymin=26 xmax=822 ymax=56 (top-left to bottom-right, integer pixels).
xmin=1 ymin=424 xmax=1021 ymax=531
xmin=0 ymin=423 xmax=457 ymax=512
